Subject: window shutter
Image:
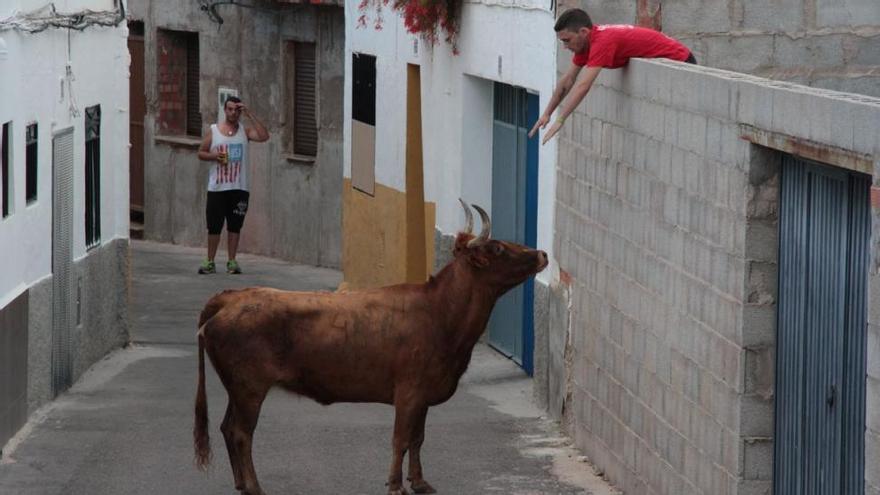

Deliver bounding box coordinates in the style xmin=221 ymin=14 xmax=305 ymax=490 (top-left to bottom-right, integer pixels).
xmin=185 ymin=35 xmax=201 ymax=136
xmin=294 ymin=42 xmax=317 ymax=156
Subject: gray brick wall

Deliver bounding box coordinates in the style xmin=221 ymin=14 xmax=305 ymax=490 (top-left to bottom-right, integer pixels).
xmin=561 ymin=0 xmax=880 ymax=97
xmin=554 ymin=58 xmax=880 ymax=494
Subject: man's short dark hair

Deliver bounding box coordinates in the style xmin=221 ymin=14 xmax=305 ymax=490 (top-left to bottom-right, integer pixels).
xmin=554 ymin=8 xmax=592 ymax=32
xmin=225 ymin=95 xmax=242 ymax=107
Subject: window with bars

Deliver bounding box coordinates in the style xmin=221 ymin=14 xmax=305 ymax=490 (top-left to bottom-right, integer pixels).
xmin=1 ymin=122 xmax=10 ymax=218
xmin=85 ymin=105 xmax=101 ymax=247
xmin=157 ymin=29 xmax=201 ymax=137
xmin=284 ymin=41 xmax=318 ymax=157
xmin=26 ymin=123 xmax=37 ymax=204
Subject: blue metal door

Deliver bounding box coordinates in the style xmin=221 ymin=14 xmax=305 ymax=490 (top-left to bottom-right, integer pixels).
xmin=774 ymin=155 xmax=868 ymax=495
xmin=488 ymin=83 xmax=539 ymax=374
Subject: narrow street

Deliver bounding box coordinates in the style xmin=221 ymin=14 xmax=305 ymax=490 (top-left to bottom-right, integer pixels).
xmin=0 ymin=240 xmax=616 ymax=495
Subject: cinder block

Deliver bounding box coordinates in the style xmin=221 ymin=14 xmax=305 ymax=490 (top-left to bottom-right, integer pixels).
xmin=663 ymin=109 xmax=681 ymax=153
xmin=663 ymin=0 xmax=731 ymax=39
xmin=686 ymin=113 xmax=709 ymax=156
xmin=868 ymin=323 xmax=880 ymax=378
xmin=742 ymin=303 xmax=775 ymax=347
xmin=736 ymin=479 xmax=773 ymax=495
xmin=745 ymin=259 xmax=777 ymax=305
xmin=644 ymin=101 xmax=667 ymax=142
xmin=770 ymin=89 xmax=814 ymax=144
xmin=727 ymin=168 xmax=749 ymax=217
xmin=817 ymin=0 xmax=880 ymax=27
xmin=737 ymin=82 xmax=774 ymax=131
xmin=866 ymin=431 xmax=880 ymax=488
xmin=772 ymin=33 xmax=843 ymax=68
xmin=867 ymin=376 xmax=880 ymax=434
xmin=718 ymin=123 xmax=746 ymax=171
xmin=829 ymin=97 xmax=859 ymax=151
xmin=705 ymin=35 xmax=775 ymax=74
xmin=694 ymin=75 xmax=734 ymax=121
xmin=682 ymin=152 xmax=701 ymax=197
xmin=742 ymin=437 xmax=773 ymax=480
xmin=852 ymin=103 xmax=880 ymax=156
xmin=740 ymin=393 xmax=774 ymax=437
xmin=741 ymin=0 xmax=805 ymax=31
xmin=813 ymin=75 xmax=880 ymax=98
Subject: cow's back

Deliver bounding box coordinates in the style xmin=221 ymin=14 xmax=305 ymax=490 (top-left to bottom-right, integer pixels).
xmin=199 ymin=286 xmax=441 ymax=405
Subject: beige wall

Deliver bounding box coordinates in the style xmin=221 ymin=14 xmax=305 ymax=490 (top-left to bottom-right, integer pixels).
xmin=342 ymin=179 xmax=435 ymax=289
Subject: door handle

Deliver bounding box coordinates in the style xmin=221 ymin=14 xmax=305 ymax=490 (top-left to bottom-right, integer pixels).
xmin=826 ymin=384 xmax=836 ymax=407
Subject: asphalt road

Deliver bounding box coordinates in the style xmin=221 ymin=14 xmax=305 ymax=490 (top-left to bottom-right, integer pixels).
xmin=0 ymin=240 xmax=616 ymax=495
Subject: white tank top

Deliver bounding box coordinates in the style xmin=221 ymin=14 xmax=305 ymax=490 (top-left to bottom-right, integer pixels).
xmin=208 ymin=124 xmax=249 ymax=192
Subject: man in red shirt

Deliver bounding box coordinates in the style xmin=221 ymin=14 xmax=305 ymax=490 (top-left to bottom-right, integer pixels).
xmin=529 ymin=8 xmax=695 ymax=144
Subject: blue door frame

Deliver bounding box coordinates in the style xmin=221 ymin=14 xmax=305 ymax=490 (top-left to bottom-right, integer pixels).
xmin=522 ymin=93 xmax=539 ymax=376
xmin=488 ymin=83 xmax=539 ymax=376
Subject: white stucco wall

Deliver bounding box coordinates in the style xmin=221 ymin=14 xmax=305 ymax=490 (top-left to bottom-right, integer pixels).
xmin=345 ymin=0 xmax=560 ymax=281
xmin=0 ymin=2 xmax=129 ymax=307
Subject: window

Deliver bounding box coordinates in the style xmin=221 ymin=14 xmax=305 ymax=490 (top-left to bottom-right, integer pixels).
xmin=26 ymin=123 xmax=37 ymax=204
xmin=352 ymin=53 xmax=376 ymax=126
xmin=85 ymin=105 xmax=101 ymax=247
xmin=1 ymin=122 xmax=10 ymax=218
xmin=156 ymin=29 xmax=201 ymax=136
xmin=351 ymin=53 xmax=376 ymax=195
xmin=284 ymin=41 xmax=318 ymax=157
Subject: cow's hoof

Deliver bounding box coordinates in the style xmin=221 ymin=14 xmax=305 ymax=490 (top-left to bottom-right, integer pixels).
xmin=410 ymin=479 xmax=437 ymax=494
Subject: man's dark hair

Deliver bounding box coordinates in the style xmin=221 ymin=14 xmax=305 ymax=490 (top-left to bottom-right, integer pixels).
xmin=225 ymin=95 xmax=242 ymax=107
xmin=554 ymin=8 xmax=592 ymax=32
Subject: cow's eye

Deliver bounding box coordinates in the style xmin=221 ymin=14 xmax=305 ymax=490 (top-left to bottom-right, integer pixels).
xmin=492 ymin=244 xmax=504 ymax=255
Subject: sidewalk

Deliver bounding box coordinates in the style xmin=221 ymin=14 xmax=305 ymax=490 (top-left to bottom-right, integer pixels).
xmin=0 ymin=240 xmax=617 ymax=495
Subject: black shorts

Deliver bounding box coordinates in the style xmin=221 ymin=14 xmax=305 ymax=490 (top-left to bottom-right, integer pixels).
xmin=205 ymin=190 xmax=250 ymax=235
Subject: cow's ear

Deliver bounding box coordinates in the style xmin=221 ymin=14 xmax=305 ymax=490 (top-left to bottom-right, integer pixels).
xmin=454 ymin=232 xmax=473 ymax=256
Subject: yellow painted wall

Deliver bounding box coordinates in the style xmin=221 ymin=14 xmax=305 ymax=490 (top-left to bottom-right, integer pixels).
xmin=342 ymin=179 xmax=435 ymax=289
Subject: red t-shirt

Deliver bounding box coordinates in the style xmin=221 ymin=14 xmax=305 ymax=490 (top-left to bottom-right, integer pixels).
xmin=572 ymin=25 xmax=691 ymax=68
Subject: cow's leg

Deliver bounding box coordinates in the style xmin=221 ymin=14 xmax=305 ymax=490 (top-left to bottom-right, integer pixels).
xmin=407 ymin=407 xmax=436 ymax=494
xmin=220 ymin=402 xmax=243 ymax=489
xmin=387 ymin=402 xmax=423 ymax=495
xmin=231 ymin=391 xmax=268 ymax=495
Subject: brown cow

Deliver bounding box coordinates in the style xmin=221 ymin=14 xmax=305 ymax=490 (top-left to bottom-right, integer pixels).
xmin=193 ymin=200 xmax=548 ymax=495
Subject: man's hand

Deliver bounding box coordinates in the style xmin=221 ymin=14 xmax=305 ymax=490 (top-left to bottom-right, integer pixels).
xmin=235 ymin=102 xmax=250 ymax=116
xmin=541 ymin=120 xmax=563 ymax=145
xmin=216 ymin=150 xmax=228 ymax=166
xmin=528 ymin=115 xmax=550 ymax=138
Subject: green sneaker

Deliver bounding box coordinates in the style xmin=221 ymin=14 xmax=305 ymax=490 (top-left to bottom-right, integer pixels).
xmin=226 ymin=259 xmax=242 ymax=274
xmin=198 ymin=259 xmax=216 ymax=274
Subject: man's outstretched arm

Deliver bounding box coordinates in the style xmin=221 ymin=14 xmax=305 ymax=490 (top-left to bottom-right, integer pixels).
xmin=529 ymin=63 xmax=583 ymax=138
xmin=540 ymin=66 xmax=602 ymax=145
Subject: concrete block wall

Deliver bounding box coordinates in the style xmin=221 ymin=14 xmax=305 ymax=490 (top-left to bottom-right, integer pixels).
xmin=554 ymin=56 xmax=880 ymax=494
xmin=564 ymin=0 xmax=880 ymax=97
xmin=702 ymin=0 xmax=880 ymax=97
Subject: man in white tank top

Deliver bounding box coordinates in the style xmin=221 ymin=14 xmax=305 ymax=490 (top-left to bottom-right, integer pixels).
xmin=196 ymin=96 xmax=269 ymax=274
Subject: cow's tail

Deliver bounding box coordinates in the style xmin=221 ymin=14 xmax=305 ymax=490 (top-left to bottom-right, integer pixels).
xmin=193 ymin=328 xmax=212 ymax=471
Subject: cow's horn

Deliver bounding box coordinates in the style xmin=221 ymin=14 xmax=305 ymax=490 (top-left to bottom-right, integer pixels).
xmin=459 ymin=198 xmax=474 ymax=235
xmin=468 ymin=204 xmax=491 ymax=247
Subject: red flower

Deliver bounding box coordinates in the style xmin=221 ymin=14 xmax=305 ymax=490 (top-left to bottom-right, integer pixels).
xmin=358 ymin=0 xmax=461 ymax=51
